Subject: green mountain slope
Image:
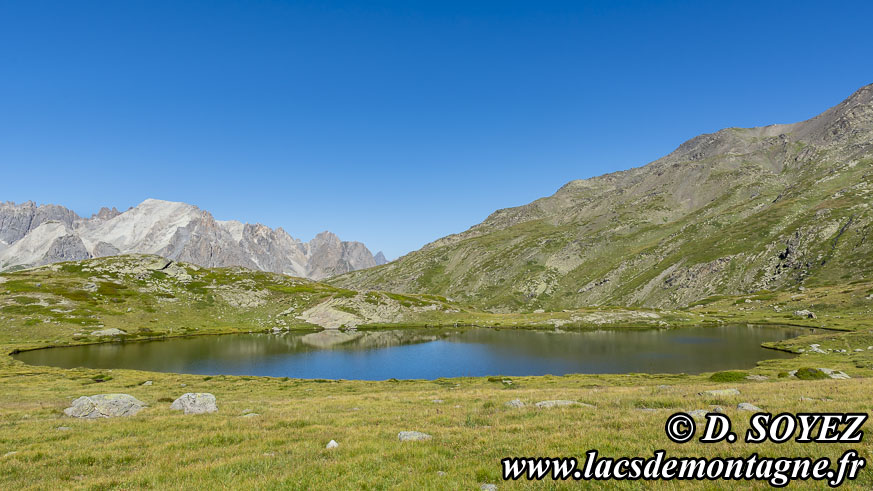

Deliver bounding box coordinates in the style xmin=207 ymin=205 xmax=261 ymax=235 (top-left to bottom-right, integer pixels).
xmin=332 ymin=84 xmax=873 ymax=311
xmin=0 ymin=255 xmax=471 ymax=343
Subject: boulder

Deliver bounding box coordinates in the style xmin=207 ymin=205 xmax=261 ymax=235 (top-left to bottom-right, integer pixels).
xmin=170 ymin=393 xmax=218 ymax=414
xmin=398 ymin=431 xmax=432 ymax=442
xmin=505 ymin=399 xmax=526 ymax=409
xmin=326 ymin=440 xmax=339 ymax=449
xmin=737 ymin=402 xmax=763 ymax=412
xmin=63 ymin=394 xmax=147 ymax=418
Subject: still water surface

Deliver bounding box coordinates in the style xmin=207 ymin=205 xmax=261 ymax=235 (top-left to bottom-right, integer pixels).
xmin=14 ymin=325 xmax=810 ymax=380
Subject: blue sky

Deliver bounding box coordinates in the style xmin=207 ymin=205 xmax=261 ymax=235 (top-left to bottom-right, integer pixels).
xmin=1 ymin=1 xmax=871 ymax=258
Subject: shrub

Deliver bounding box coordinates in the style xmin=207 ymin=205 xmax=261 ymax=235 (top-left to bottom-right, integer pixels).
xmin=709 ymin=371 xmax=747 ymax=382
xmin=793 ymin=368 xmax=829 ymax=380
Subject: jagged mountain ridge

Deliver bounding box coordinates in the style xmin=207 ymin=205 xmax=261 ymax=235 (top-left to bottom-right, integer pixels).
xmin=0 ymin=199 xmax=388 ymax=279
xmin=332 ymin=84 xmax=873 ymax=310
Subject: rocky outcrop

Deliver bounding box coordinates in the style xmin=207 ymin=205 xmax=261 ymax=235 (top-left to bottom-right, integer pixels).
xmin=0 ymin=199 xmax=382 ymax=279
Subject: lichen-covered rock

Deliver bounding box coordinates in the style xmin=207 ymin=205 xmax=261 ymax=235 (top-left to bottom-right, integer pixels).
xmin=63 ymin=394 xmax=147 ymax=419
xmin=170 ymin=393 xmax=218 ymax=414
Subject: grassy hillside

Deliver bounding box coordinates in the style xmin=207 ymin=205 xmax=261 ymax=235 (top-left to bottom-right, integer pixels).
xmin=332 ymin=85 xmax=873 ymax=312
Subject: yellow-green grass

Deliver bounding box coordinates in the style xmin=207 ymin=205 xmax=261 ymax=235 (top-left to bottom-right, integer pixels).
xmin=1 ymin=355 xmax=871 ymax=489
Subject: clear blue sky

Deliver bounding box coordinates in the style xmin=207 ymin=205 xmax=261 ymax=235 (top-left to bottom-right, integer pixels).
xmin=1 ymin=1 xmax=871 ymax=258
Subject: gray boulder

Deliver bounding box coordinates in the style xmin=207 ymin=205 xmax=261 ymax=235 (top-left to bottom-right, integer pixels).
xmin=737 ymin=402 xmax=763 ymax=412
xmin=170 ymin=393 xmax=218 ymax=414
xmin=398 ymin=431 xmax=432 ymax=442
xmin=505 ymin=399 xmax=526 ymax=409
xmin=64 ymin=394 xmax=147 ymax=418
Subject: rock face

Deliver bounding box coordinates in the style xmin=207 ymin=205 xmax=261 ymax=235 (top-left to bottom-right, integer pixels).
xmin=63 ymin=394 xmax=147 ymax=418
xmin=333 ymin=84 xmax=873 ymax=310
xmin=170 ymin=393 xmax=218 ymax=414
xmin=0 ymin=199 xmax=381 ymax=280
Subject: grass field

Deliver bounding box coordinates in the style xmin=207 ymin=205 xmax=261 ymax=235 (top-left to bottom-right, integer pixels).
xmin=1 ymin=257 xmax=872 ymax=488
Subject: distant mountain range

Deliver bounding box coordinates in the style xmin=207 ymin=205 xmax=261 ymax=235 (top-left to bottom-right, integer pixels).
xmin=0 ymin=199 xmax=388 ymax=279
xmin=333 ymin=84 xmax=873 ymax=310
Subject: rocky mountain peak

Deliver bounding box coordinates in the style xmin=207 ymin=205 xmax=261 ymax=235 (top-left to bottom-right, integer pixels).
xmin=92 ymin=207 xmax=121 ymax=220
xmin=0 ymin=199 xmax=382 ymax=279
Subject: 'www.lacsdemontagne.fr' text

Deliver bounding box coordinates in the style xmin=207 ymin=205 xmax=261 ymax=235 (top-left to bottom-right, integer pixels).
xmin=502 ymin=450 xmax=865 ymax=487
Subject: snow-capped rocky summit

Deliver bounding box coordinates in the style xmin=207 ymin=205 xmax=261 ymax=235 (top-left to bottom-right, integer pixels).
xmin=0 ymin=199 xmax=381 ymax=279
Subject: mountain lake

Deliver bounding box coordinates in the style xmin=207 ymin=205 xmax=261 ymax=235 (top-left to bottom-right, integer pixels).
xmin=12 ymin=325 xmax=814 ymax=380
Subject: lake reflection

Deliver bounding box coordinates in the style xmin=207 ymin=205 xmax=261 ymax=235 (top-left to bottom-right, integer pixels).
xmin=14 ymin=325 xmax=811 ymax=380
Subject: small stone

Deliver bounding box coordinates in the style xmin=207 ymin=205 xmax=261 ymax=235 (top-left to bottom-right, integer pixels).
xmin=437 ymin=471 xmax=447 ymax=477
xmin=431 ymin=399 xmax=444 ymax=404
xmin=180 ymin=383 xmax=187 ymax=387
xmin=505 ymin=399 xmax=526 ymax=409
xmin=745 ymin=374 xmax=768 ymax=381
xmin=241 ymin=413 xmax=259 ymax=418
xmin=398 ymin=431 xmax=432 ymax=442
xmin=2 ymin=451 xmax=18 ymax=458
xmin=799 ymin=396 xmax=815 ymax=402
xmin=263 ymin=452 xmax=276 ymax=457
xmin=535 ymin=400 xmax=593 ymax=409
xmin=738 ymin=402 xmax=763 ymax=412
xmin=688 ymin=409 xmax=709 ymax=419
xmin=56 ymin=426 xmax=72 ymax=431
xmin=326 ymin=440 xmax=339 ymax=449
xmin=710 ymin=406 xmax=724 ymax=413
xmin=699 ymin=388 xmax=740 ymax=397
xmin=170 ymin=393 xmax=218 ymax=414
xmin=141 ymin=381 xmax=153 ymax=386
xmin=481 ymin=484 xmax=497 ymax=491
